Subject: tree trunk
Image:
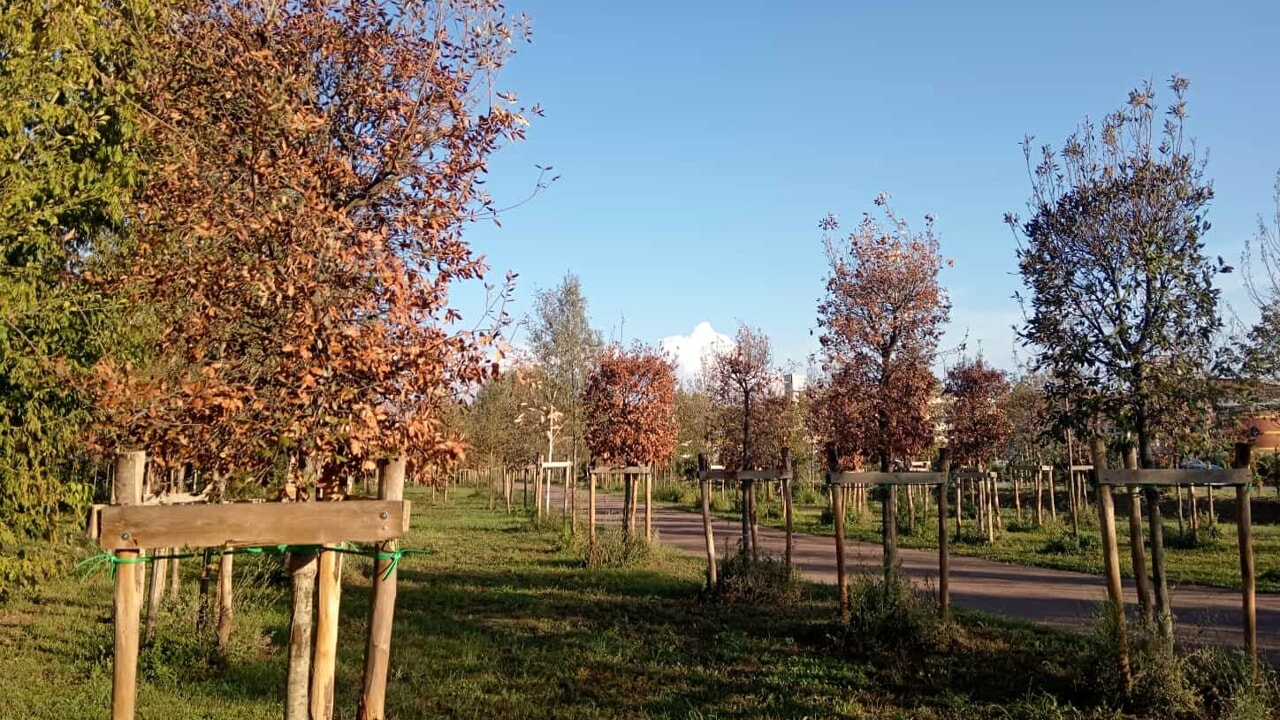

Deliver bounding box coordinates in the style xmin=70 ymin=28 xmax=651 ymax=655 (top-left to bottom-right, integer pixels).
xmin=310 ymin=549 xmax=342 ymax=720
xmin=284 ymin=550 xmax=318 ymax=720
xmin=881 ymin=454 xmax=897 ymax=581
xmin=1035 ymin=470 xmax=1044 ymax=526
xmin=145 ymin=547 xmax=167 ymax=643
xmin=1122 ymin=446 xmax=1153 ymax=625
xmin=1013 ymin=472 xmax=1023 ymax=524
xmin=698 ymin=456 xmax=717 ymax=589
xmin=644 ymin=471 xmax=653 ymax=543
xmin=216 ymin=548 xmax=234 ymax=657
xmin=1048 ymin=468 xmax=1057 ymax=520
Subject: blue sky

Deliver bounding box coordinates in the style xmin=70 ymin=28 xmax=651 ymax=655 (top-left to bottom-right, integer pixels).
xmin=462 ymin=0 xmax=1280 ymax=377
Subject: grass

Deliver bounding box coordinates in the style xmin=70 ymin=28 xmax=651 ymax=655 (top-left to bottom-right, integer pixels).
xmin=665 ymin=481 xmax=1280 ymax=593
xmin=0 ymin=485 xmax=1267 ymax=719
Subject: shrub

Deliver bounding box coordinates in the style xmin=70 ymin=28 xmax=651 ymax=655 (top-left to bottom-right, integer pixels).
xmin=1168 ymin=518 xmax=1223 ymax=549
xmin=653 ymin=482 xmax=695 ymax=504
xmin=843 ymin=573 xmax=943 ymax=660
xmin=710 ymin=551 xmax=798 ymax=606
xmin=583 ymin=528 xmax=651 ymax=569
xmin=1184 ymin=648 xmax=1280 ymax=720
xmin=792 ymin=483 xmax=826 ymax=507
xmin=1039 ymin=525 xmax=1095 ymax=555
xmin=1084 ymin=604 xmax=1200 ymax=718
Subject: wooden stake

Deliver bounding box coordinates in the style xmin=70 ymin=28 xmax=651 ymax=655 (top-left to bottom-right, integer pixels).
xmin=1091 ymin=438 xmax=1131 ymax=693
xmin=145 ymin=546 xmax=167 ymax=643
xmin=359 ymin=457 xmax=406 ymax=720
xmin=588 ymin=469 xmax=597 ymax=543
xmin=310 ymin=546 xmax=342 ymax=720
xmin=285 ymin=549 xmax=318 ymax=720
xmin=1048 ymin=467 xmax=1057 ymax=520
xmin=698 ymin=455 xmax=717 ymax=589
xmin=740 ymin=478 xmax=750 ymax=556
xmin=1234 ymin=443 xmax=1257 ymax=681
xmin=937 ymin=448 xmax=951 ymax=620
xmin=1123 ymin=446 xmax=1152 ymax=626
xmin=826 ymin=444 xmax=848 ymax=624
xmin=1145 ymin=484 xmax=1172 ymax=643
xmin=644 ymin=471 xmax=653 ymax=543
xmin=216 ymin=547 xmax=234 ymax=657
xmin=112 ymin=450 xmax=145 ymax=720
xmin=781 ymin=449 xmax=793 ymax=570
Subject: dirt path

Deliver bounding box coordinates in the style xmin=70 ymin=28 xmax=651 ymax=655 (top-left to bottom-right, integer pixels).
xmin=547 ymin=487 xmax=1278 ymax=652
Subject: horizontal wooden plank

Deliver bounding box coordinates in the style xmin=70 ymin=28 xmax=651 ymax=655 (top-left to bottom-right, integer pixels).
xmin=1069 ymin=465 xmax=1094 ymax=472
xmin=541 ymin=461 xmax=572 ymax=469
xmin=590 ymin=465 xmax=652 ymax=475
xmin=828 ymin=472 xmax=946 ymax=486
xmin=736 ymin=470 xmax=792 ymax=481
xmin=697 ymin=470 xmax=734 ymax=480
xmin=1096 ymin=469 xmax=1251 ymax=487
xmin=952 ymin=471 xmax=994 ymax=480
xmin=95 ymin=500 xmax=411 ymax=550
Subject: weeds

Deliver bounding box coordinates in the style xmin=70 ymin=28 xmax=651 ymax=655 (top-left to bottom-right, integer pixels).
xmin=710 ymin=551 xmax=798 ymax=606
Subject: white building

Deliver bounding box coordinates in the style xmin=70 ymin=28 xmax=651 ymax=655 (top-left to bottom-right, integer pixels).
xmin=784 ymin=373 xmax=806 ymax=401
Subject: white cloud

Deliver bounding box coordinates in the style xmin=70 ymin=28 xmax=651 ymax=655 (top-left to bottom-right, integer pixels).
xmin=660 ymin=321 xmax=732 ymax=383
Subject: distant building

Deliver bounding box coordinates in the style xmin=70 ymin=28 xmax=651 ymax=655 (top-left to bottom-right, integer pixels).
xmin=784 ymin=373 xmax=806 ymax=401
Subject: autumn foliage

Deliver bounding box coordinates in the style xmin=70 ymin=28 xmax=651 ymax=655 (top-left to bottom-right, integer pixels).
xmin=92 ymin=0 xmax=531 ymax=482
xmin=582 ymin=345 xmax=678 ymax=467
xmin=943 ymin=357 xmax=1012 ymax=468
xmin=815 ymin=194 xmax=950 ymax=469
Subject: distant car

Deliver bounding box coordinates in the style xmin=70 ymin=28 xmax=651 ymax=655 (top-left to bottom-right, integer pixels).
xmin=1178 ymin=459 xmax=1223 ymax=470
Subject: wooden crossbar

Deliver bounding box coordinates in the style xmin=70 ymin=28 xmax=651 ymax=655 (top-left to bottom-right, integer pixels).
xmin=1069 ymin=465 xmax=1094 ymax=472
xmin=590 ymin=465 xmax=651 ymax=475
xmin=827 ymin=471 xmax=946 ymax=486
xmin=1095 ymin=468 xmax=1251 ymax=487
xmin=693 ymin=469 xmax=792 ymax=481
xmin=952 ymin=471 xmax=994 ymax=481
xmin=93 ymin=500 xmax=411 ymax=550
xmin=541 ymin=461 xmax=572 ymax=469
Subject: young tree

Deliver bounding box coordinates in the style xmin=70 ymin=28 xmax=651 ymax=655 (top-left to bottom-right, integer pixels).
xmin=1010 ymin=76 xmax=1225 ymax=641
xmin=816 ymin=193 xmax=950 ymax=576
xmin=944 ymin=357 xmax=1012 ymax=542
xmin=528 ymin=273 xmax=603 ymax=459
xmin=582 ymin=345 xmax=678 ymax=467
xmin=0 ymin=0 xmax=154 ymax=587
xmin=706 ymin=324 xmax=778 ymax=470
xmin=944 ymin=357 xmax=1012 ymax=468
xmin=1009 ymin=76 xmax=1225 ymax=468
xmin=94 ymin=0 xmax=531 ymax=482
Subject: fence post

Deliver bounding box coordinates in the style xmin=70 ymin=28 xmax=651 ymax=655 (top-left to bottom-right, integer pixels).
xmin=359 ymin=457 xmax=406 ymax=720
xmin=216 ymin=545 xmax=234 ymax=657
xmin=112 ymin=450 xmax=145 ymax=720
xmin=937 ymin=447 xmax=951 ymax=620
xmin=825 ymin=443 xmax=848 ymax=624
xmin=1233 ymin=442 xmax=1257 ymax=681
xmin=1091 ymin=438 xmax=1131 ymax=694
xmin=698 ymin=454 xmax=717 ymax=590
xmin=781 ymin=448 xmax=793 ymax=570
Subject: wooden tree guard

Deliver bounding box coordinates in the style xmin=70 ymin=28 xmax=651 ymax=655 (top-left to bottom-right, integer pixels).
xmin=695 ymin=453 xmax=794 ymax=561
xmin=1093 ymin=441 xmax=1257 ymax=679
xmin=825 ymin=443 xmax=950 ymax=610
xmin=1090 ymin=438 xmax=1131 ymax=694
xmin=91 ymin=451 xmax=412 ymax=720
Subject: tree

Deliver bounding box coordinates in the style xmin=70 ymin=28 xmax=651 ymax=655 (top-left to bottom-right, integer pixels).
xmin=1009 ymin=76 xmax=1225 ymax=468
xmin=816 ymin=193 xmax=950 ymax=577
xmin=528 ymin=273 xmax=603 ymax=465
xmin=1010 ymin=76 xmax=1224 ymax=643
xmin=93 ymin=0 xmax=531 ymax=484
xmin=816 ymin=194 xmax=949 ymax=470
xmin=944 ymin=357 xmax=1012 ymax=468
xmin=0 ymin=0 xmax=154 ymax=589
xmin=706 ymin=324 xmax=777 ymax=470
xmin=581 ymin=345 xmax=678 ymax=467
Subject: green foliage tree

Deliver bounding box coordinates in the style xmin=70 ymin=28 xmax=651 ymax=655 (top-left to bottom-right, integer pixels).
xmin=1009 ymin=76 xmax=1226 ymax=468
xmin=527 ymin=272 xmax=603 ymax=466
xmin=0 ymin=0 xmax=153 ymax=590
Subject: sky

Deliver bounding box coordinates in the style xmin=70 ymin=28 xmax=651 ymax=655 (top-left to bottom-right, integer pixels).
xmin=459 ymin=0 xmax=1280 ymax=380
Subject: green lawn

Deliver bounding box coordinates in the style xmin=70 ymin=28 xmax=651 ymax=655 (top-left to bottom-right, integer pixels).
xmin=653 ymin=482 xmax=1280 ymax=593
xmin=0 ymin=486 xmax=1268 ymax=719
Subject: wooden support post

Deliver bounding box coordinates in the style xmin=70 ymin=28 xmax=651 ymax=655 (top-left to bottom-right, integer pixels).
xmin=698 ymin=455 xmax=717 ymax=590
xmin=112 ymin=450 xmax=145 ymax=720
xmin=882 ymin=459 xmax=898 ymax=582
xmin=1035 ymin=469 xmax=1044 ymax=526
xmin=197 ymin=548 xmax=213 ymax=634
xmin=145 ymin=546 xmax=167 ymax=643
xmin=359 ymin=458 xmax=406 ymax=720
xmin=1234 ymin=443 xmax=1257 ymax=681
xmin=1145 ymin=482 xmax=1172 ymax=643
xmin=1048 ymin=467 xmax=1057 ymax=520
xmin=1091 ymin=438 xmax=1131 ymax=694
xmin=954 ymin=481 xmax=962 ymax=539
xmin=168 ymin=549 xmax=181 ymax=601
xmin=644 ymin=471 xmax=653 ymax=543
xmin=937 ymin=448 xmax=951 ymax=620
xmin=1123 ymin=446 xmax=1152 ymax=625
xmin=826 ymin=444 xmax=849 ymax=624
xmin=310 ymin=546 xmax=343 ymax=720
xmin=740 ymin=478 xmax=750 ymax=556
xmin=748 ymin=480 xmax=759 ymax=560
xmin=781 ymin=449 xmax=793 ymax=570
xmin=285 ymin=547 xmax=318 ymax=720
xmin=216 ymin=547 xmax=234 ymax=657
xmin=588 ymin=470 xmax=597 ymax=543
